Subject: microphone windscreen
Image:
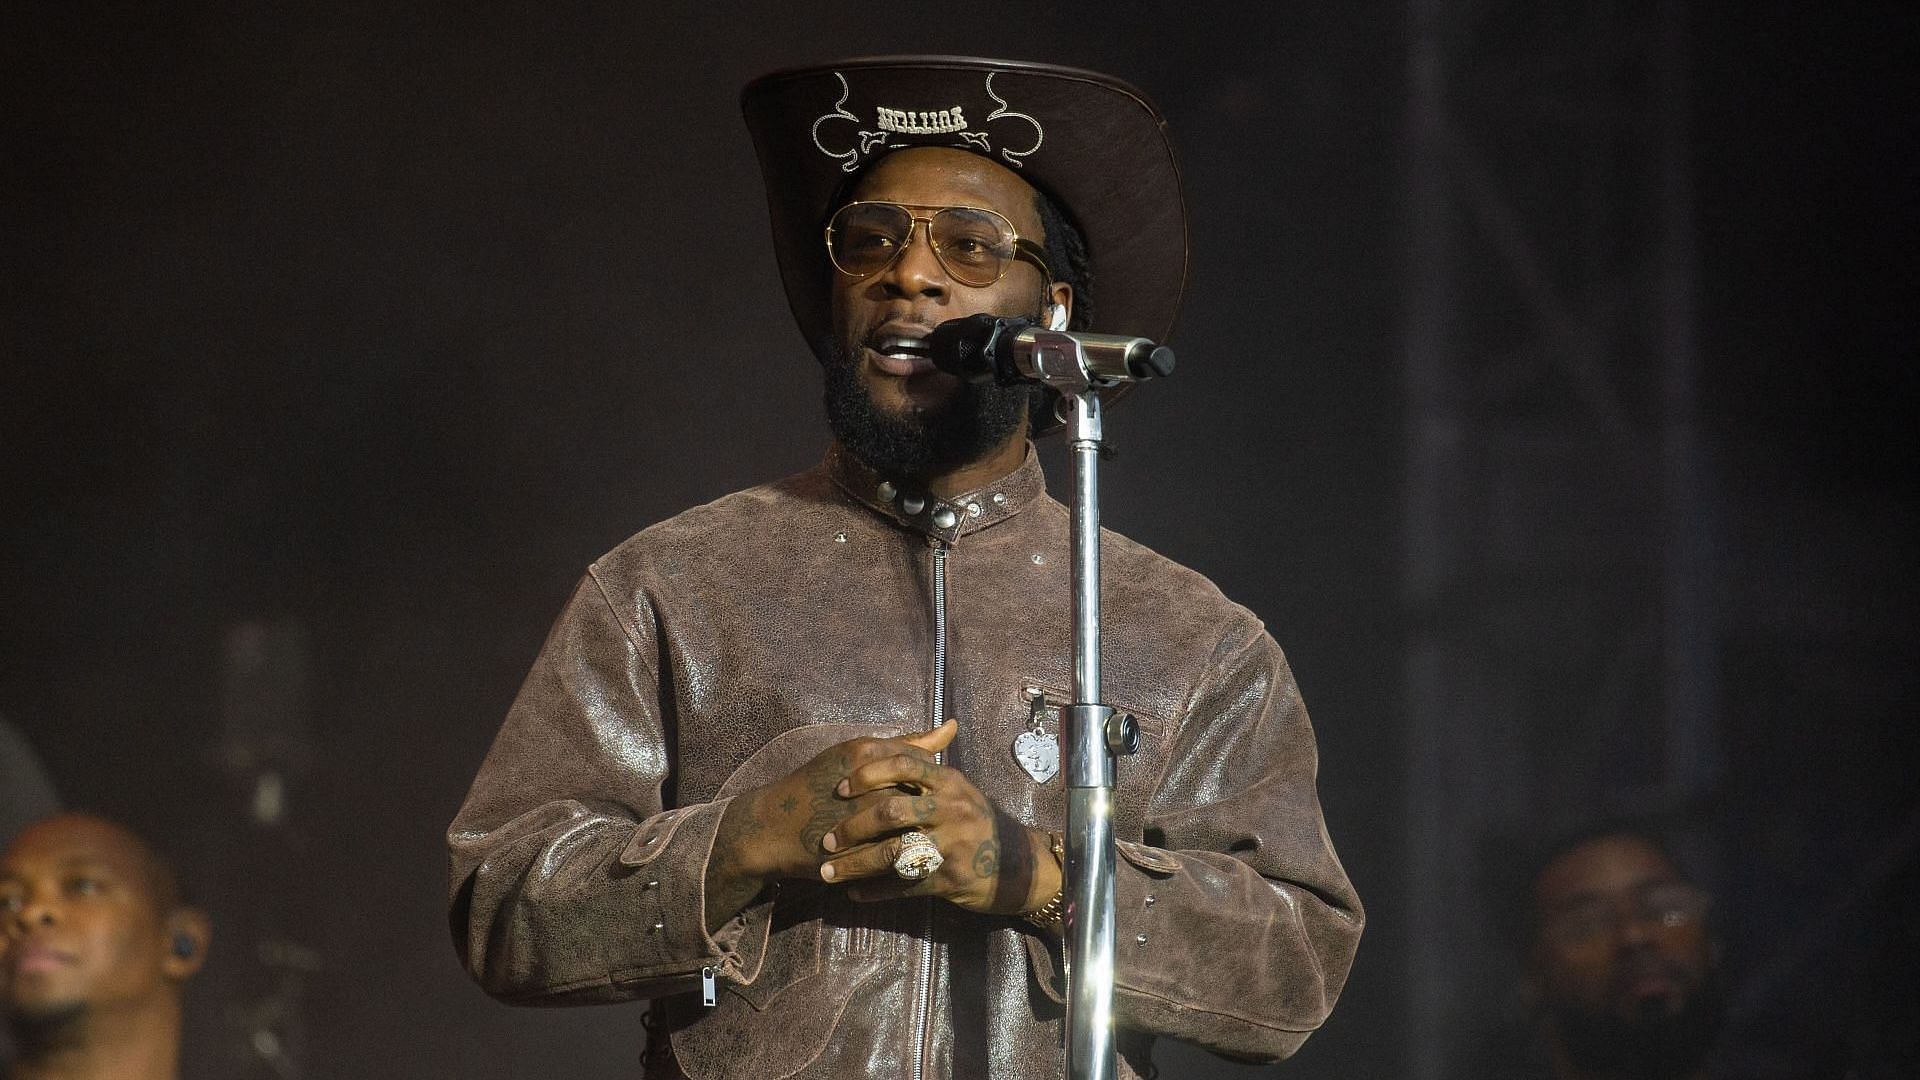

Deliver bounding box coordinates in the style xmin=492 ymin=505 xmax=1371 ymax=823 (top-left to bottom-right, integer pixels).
xmin=929 ymin=314 xmax=1031 ymax=383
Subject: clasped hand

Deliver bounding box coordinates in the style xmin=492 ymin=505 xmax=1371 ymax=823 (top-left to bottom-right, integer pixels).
xmin=714 ymin=720 xmax=1057 ymax=918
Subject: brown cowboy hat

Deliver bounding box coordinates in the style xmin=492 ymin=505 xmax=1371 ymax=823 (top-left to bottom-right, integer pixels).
xmin=741 ymin=55 xmax=1188 ymax=421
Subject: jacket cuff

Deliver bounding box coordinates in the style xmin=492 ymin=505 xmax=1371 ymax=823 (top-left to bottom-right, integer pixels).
xmin=1020 ymin=840 xmax=1179 ymax=1006
xmin=612 ymin=796 xmax=774 ymax=989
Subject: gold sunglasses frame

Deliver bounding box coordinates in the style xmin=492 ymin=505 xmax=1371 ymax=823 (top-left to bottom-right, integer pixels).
xmin=824 ymin=201 xmax=1053 ymax=287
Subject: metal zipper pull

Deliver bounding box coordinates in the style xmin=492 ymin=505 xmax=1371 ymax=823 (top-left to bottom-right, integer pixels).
xmin=701 ymin=966 xmax=717 ymax=1007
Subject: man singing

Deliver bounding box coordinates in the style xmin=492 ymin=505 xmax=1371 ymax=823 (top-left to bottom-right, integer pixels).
xmin=449 ymin=56 xmax=1362 ymax=1078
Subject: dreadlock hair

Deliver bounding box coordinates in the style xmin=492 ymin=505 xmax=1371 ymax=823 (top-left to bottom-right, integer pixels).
xmin=1033 ymin=185 xmax=1094 ymax=331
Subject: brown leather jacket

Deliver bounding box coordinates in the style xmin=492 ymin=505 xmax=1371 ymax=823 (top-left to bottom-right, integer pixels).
xmin=448 ymin=446 xmax=1363 ymax=1078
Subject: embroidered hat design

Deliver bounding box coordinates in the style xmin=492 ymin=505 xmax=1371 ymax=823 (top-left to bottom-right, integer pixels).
xmin=812 ymin=72 xmax=1045 ymax=173
xmin=742 ymin=55 xmax=1190 ymax=432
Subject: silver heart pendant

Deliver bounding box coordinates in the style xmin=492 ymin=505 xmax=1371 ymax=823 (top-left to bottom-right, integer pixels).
xmin=1012 ymin=729 xmax=1060 ymax=784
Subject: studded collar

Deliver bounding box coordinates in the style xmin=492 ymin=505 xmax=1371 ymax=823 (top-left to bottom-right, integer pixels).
xmin=825 ymin=442 xmax=1048 ymax=544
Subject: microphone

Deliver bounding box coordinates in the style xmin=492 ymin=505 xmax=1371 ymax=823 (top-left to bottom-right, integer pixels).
xmin=926 ymin=314 xmax=1176 ymax=391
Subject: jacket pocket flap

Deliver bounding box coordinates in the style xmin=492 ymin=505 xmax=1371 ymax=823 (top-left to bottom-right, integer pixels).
xmin=1023 ymin=682 xmax=1170 ymax=738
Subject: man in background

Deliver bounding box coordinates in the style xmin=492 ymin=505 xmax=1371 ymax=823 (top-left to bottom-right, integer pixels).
xmin=1522 ymin=826 xmax=1724 ymax=1080
xmin=0 ymin=814 xmax=210 ymax=1080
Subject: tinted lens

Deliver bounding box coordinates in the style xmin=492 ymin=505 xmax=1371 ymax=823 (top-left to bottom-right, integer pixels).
xmin=929 ymin=207 xmax=1017 ymax=286
xmin=828 ymin=203 xmax=913 ymax=277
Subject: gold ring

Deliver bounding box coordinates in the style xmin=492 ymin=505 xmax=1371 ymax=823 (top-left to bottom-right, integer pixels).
xmin=892 ymin=830 xmax=944 ymax=880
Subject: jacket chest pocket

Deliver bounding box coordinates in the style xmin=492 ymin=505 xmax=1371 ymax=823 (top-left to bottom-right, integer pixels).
xmin=1017 ymin=682 xmax=1172 ymax=836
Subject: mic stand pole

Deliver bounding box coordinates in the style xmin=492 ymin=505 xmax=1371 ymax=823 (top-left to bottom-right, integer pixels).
xmin=1059 ymin=384 xmax=1136 ymax=1080
xmin=975 ymin=322 xmax=1147 ymax=1080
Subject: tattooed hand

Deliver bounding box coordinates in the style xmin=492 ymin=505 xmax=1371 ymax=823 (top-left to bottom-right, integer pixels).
xmin=704 ymin=720 xmax=1062 ymax=930
xmin=704 ymin=721 xmax=959 ymax=930
xmin=816 ymin=720 xmax=1062 ymax=918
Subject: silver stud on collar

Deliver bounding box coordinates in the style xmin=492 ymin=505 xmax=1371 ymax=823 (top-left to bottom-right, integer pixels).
xmin=877 ymin=481 xmax=897 ymax=502
xmin=966 ymin=502 xmax=982 ymax=518
xmin=932 ymin=507 xmax=958 ymax=529
xmin=991 ymin=492 xmax=1007 ymax=505
xmin=901 ymin=494 xmax=926 ymax=516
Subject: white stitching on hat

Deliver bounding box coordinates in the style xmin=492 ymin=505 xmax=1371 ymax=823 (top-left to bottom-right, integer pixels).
xmin=811 ymin=73 xmax=864 ymax=173
xmin=983 ymin=73 xmax=1044 ymax=169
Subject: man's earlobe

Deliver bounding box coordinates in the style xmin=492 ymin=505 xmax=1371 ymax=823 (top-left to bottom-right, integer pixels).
xmin=1047 ymin=283 xmax=1073 ymax=329
xmin=162 ymin=908 xmax=211 ymax=979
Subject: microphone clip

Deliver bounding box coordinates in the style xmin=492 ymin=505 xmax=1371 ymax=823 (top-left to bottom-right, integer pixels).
xmin=927 ymin=313 xmax=1176 ymax=395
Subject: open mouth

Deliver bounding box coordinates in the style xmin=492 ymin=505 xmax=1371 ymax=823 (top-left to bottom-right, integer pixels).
xmin=874 ymin=332 xmax=931 ymax=361
xmin=865 ymin=329 xmax=936 ymax=378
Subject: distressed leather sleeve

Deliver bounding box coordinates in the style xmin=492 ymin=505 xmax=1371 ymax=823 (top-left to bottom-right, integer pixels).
xmin=1023 ymin=616 xmax=1364 ymax=1061
xmin=446 ymin=570 xmax=773 ymax=1004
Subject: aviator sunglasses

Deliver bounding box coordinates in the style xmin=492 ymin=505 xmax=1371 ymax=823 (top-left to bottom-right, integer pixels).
xmin=824 ymin=201 xmax=1052 ymax=288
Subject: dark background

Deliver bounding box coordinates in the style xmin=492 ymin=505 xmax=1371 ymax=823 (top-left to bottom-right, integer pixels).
xmin=2 ymin=2 xmax=1911 ymax=1077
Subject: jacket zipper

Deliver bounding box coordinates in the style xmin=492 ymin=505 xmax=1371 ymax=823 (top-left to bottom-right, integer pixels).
xmin=931 ymin=540 xmax=948 ymax=730
xmin=913 ymin=539 xmax=949 ymax=1080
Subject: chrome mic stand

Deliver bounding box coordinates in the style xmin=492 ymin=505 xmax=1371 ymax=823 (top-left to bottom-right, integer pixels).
xmin=1021 ymin=331 xmax=1143 ymax=1080
xmin=927 ymin=314 xmax=1168 ymax=1080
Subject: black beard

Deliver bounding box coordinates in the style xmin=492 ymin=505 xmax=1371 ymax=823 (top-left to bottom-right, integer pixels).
xmin=1548 ymin=971 xmax=1727 ymax=1079
xmin=819 ymin=333 xmax=1038 ymax=483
